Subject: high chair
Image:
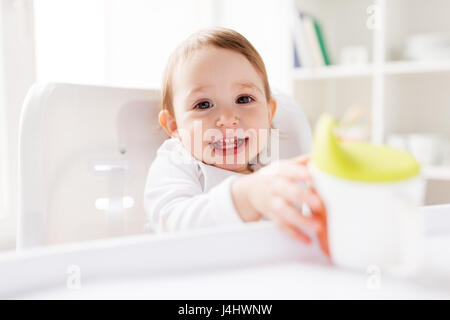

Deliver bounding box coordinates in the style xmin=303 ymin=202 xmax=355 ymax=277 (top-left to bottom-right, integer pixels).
xmin=17 ymin=83 xmax=313 ymax=249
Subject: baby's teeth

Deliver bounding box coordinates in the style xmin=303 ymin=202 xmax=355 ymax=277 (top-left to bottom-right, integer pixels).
xmin=212 ymin=137 xmax=246 ymax=150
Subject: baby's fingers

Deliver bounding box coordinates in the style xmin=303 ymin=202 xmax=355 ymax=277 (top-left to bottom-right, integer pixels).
xmin=307 ymin=188 xmax=330 ymax=257
xmin=272 ymin=180 xmax=330 ymax=257
xmin=318 ymin=226 xmax=330 ymax=258
xmin=269 ymin=196 xmax=321 ymax=232
xmin=272 ymin=178 xmax=321 ymax=213
xmin=274 ymin=218 xmax=312 ymax=244
xmin=307 ymin=187 xmax=327 ymax=217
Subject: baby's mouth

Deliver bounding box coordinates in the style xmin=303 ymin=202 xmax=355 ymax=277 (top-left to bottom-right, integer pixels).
xmin=210 ymin=137 xmax=248 ymax=151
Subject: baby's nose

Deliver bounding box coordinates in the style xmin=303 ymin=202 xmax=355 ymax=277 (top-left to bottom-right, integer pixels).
xmin=216 ymin=115 xmax=239 ymax=128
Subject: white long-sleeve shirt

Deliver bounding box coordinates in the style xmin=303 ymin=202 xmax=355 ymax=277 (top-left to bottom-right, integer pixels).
xmin=144 ymin=138 xmax=247 ymax=232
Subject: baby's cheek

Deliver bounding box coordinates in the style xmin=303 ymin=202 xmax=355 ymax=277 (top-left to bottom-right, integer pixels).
xmin=176 ymin=127 xmax=202 ymax=160
xmin=253 ymin=131 xmax=270 ymax=162
xmin=192 ymin=132 xmax=208 ymax=162
xmin=255 ymin=119 xmax=272 ymax=149
xmin=191 ymin=130 xmax=220 ymax=165
xmin=202 ymin=145 xmax=217 ymax=165
xmin=258 ymin=130 xmax=269 ymax=150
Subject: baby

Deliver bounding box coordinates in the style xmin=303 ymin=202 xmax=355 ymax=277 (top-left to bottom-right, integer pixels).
xmin=144 ymin=27 xmax=328 ymax=255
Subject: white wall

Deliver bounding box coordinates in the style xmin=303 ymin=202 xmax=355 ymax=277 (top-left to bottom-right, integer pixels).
xmin=34 ymin=0 xmax=218 ymax=89
xmin=103 ymin=0 xmax=216 ymax=89
xmin=34 ymin=0 xmax=293 ymax=92
xmin=216 ymin=0 xmax=293 ymax=94
xmin=34 ymin=0 xmax=106 ymax=85
xmin=0 ymin=0 xmax=36 ymax=248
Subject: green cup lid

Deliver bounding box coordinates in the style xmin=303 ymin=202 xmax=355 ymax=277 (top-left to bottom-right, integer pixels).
xmin=312 ymin=114 xmax=420 ymax=182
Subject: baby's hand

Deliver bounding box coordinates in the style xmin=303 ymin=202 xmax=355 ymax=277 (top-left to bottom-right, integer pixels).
xmin=231 ymin=155 xmax=329 ymax=257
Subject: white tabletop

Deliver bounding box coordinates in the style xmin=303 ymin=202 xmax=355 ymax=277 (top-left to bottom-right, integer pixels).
xmin=17 ymin=243 xmax=450 ymax=300
xmin=2 ymin=205 xmax=450 ymax=299
xmin=0 ymin=206 xmax=450 ymax=299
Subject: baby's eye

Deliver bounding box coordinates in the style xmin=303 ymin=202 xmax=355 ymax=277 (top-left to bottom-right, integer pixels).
xmin=194 ymin=100 xmax=213 ymax=110
xmin=236 ymin=95 xmax=254 ymax=104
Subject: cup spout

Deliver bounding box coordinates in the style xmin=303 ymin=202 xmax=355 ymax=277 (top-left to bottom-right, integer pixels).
xmin=311 ymin=113 xmax=420 ymax=182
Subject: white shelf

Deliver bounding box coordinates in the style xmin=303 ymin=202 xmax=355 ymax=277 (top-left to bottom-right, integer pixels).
xmin=292 ymin=65 xmax=373 ymax=80
xmin=292 ymin=60 xmax=450 ymax=81
xmin=384 ymin=60 xmax=450 ymax=75
xmin=423 ymin=166 xmax=450 ymax=181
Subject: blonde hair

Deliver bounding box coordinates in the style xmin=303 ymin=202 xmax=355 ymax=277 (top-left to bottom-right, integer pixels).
xmin=160 ymin=27 xmax=276 ymax=171
xmin=161 ymin=27 xmax=272 ymax=115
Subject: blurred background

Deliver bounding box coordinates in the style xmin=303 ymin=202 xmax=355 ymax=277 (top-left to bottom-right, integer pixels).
xmin=1 ymin=0 xmax=450 ymax=252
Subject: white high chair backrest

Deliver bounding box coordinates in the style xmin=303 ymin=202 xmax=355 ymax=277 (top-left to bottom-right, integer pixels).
xmin=17 ymin=83 xmax=312 ymax=249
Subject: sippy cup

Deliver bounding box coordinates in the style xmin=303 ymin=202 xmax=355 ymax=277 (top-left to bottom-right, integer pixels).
xmin=310 ymin=114 xmax=425 ymax=275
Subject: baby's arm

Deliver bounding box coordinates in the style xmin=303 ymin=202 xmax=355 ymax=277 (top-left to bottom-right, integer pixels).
xmin=231 ymin=156 xmax=330 ymax=256
xmin=144 ymin=155 xmax=245 ymax=232
xmin=144 ymin=145 xmax=329 ymax=256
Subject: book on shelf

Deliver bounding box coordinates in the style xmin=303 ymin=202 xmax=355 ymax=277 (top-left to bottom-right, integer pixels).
xmin=313 ymin=17 xmax=331 ymax=66
xmin=293 ymin=41 xmax=301 ymax=68
xmin=292 ymin=12 xmax=331 ymax=69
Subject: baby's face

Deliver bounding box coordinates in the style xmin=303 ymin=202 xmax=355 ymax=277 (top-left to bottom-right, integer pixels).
xmin=171 ymin=46 xmax=276 ymax=173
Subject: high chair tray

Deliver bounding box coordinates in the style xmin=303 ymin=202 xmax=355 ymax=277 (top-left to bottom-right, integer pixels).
xmin=1 ymin=205 xmax=450 ymax=299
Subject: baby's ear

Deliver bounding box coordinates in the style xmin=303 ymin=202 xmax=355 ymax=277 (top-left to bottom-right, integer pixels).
xmin=158 ymin=109 xmax=178 ymax=138
xmin=268 ymin=98 xmax=277 ymax=123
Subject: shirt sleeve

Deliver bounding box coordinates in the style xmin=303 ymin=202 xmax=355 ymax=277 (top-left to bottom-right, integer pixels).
xmin=143 ymin=145 xmax=245 ymax=232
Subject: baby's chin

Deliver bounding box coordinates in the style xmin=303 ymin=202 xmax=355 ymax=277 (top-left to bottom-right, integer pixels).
xmin=212 ymin=162 xmax=251 ymax=174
